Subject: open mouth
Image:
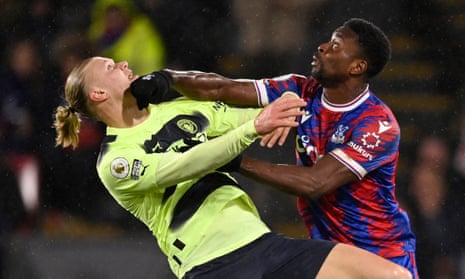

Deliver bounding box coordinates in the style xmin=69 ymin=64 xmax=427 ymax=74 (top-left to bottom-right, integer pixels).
xmin=128 ymin=72 xmax=139 ymax=81
xmin=311 ymin=55 xmax=318 ymax=66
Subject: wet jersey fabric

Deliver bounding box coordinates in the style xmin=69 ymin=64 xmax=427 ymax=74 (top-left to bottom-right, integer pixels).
xmin=254 ymin=75 xmax=417 ymax=273
xmin=96 ymin=98 xmax=269 ymax=278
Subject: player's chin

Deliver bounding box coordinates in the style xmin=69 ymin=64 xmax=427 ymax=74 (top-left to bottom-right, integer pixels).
xmin=311 ymin=68 xmax=321 ymax=79
xmin=129 ymin=74 xmax=139 ymax=82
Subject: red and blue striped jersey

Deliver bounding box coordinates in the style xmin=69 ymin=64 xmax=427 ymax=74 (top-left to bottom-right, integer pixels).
xmin=254 ymin=74 xmax=416 ymax=259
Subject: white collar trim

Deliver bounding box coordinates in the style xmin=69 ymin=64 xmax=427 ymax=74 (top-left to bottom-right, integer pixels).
xmin=321 ymin=85 xmax=370 ymax=112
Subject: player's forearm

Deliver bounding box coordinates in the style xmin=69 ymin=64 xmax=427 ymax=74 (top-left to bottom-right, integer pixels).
xmin=155 ymin=120 xmax=258 ymax=187
xmin=155 ymin=97 xmax=305 ymax=187
xmin=239 ymin=156 xmax=326 ymax=200
xmin=166 ymin=69 xmax=259 ymax=106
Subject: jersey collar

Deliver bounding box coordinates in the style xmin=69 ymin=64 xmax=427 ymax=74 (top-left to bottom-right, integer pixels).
xmin=321 ymin=84 xmax=370 ymax=112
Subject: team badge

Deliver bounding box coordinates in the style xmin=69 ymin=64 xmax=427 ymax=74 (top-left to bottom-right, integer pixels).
xmin=177 ymin=119 xmax=198 ymax=134
xmin=110 ymin=157 xmax=130 ymax=179
xmin=331 ymin=124 xmax=349 ymax=144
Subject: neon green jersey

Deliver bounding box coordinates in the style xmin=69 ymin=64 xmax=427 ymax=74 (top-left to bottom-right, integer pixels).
xmin=96 ymin=98 xmax=270 ymax=278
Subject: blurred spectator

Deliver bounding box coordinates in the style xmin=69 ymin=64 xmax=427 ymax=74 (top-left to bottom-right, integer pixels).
xmin=1 ymin=0 xmax=60 ymax=70
xmin=88 ymin=0 xmax=166 ymax=74
xmin=0 ymin=37 xmax=52 ymax=227
xmin=23 ymin=0 xmax=59 ymax=64
xmin=406 ymin=136 xmax=462 ymax=279
xmin=51 ymin=33 xmax=95 ymax=77
xmin=40 ymin=32 xmax=125 ymax=225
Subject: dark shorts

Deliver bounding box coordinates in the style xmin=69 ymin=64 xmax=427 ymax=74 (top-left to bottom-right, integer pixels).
xmin=183 ymin=232 xmax=336 ymax=279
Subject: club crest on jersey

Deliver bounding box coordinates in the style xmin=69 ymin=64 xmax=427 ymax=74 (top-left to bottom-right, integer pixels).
xmin=331 ymin=124 xmax=349 ymax=144
xmin=177 ymin=119 xmax=198 ymax=134
xmin=110 ymin=157 xmax=130 ymax=179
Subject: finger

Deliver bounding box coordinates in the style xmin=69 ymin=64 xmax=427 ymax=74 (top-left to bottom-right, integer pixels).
xmin=278 ymin=127 xmax=291 ymax=146
xmin=260 ymin=129 xmax=282 ymax=148
xmin=266 ymin=130 xmax=282 ymax=148
xmin=260 ymin=134 xmax=271 ymax=147
xmin=277 ymin=108 xmax=305 ymax=119
xmin=274 ymin=118 xmax=300 ymax=128
xmin=274 ymin=97 xmax=306 ymax=110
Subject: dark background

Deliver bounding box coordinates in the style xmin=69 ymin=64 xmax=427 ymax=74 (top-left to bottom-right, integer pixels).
xmin=1 ymin=0 xmax=465 ymax=278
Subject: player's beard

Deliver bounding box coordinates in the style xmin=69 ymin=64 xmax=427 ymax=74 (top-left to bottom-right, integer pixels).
xmin=311 ymin=62 xmax=345 ymax=88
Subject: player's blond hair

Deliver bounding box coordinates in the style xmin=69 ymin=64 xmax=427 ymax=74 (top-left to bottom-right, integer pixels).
xmin=53 ymin=57 xmax=97 ymax=149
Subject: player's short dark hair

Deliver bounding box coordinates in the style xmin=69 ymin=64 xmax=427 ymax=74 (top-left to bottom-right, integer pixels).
xmin=343 ymin=18 xmax=391 ymax=79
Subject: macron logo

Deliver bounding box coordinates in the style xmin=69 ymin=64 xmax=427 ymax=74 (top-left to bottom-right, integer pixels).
xmin=378 ymin=120 xmax=392 ymax=133
xmin=301 ymin=111 xmax=312 ymax=124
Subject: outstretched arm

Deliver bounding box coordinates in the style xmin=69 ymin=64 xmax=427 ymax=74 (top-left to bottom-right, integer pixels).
xmin=130 ymin=69 xmax=260 ymax=108
xmin=166 ymin=70 xmax=259 ymax=106
xmin=154 ymin=97 xmax=306 ymax=187
xmin=129 ymin=70 xmax=298 ymax=147
xmin=239 ymin=154 xmax=357 ymax=200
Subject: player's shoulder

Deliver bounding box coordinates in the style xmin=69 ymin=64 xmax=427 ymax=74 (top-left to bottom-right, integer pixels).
xmin=154 ymin=98 xmax=225 ymax=112
xmin=264 ymin=73 xmax=309 ymax=86
xmin=97 ymin=133 xmax=143 ymax=167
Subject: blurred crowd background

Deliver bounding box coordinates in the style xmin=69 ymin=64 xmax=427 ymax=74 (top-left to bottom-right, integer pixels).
xmin=1 ymin=0 xmax=465 ymax=278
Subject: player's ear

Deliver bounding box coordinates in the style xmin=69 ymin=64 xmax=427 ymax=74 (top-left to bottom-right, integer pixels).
xmin=89 ymin=88 xmax=108 ymax=102
xmin=349 ymin=59 xmax=367 ymax=76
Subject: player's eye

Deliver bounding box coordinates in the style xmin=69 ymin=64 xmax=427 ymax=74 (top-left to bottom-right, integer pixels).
xmin=330 ymin=40 xmax=340 ymax=50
